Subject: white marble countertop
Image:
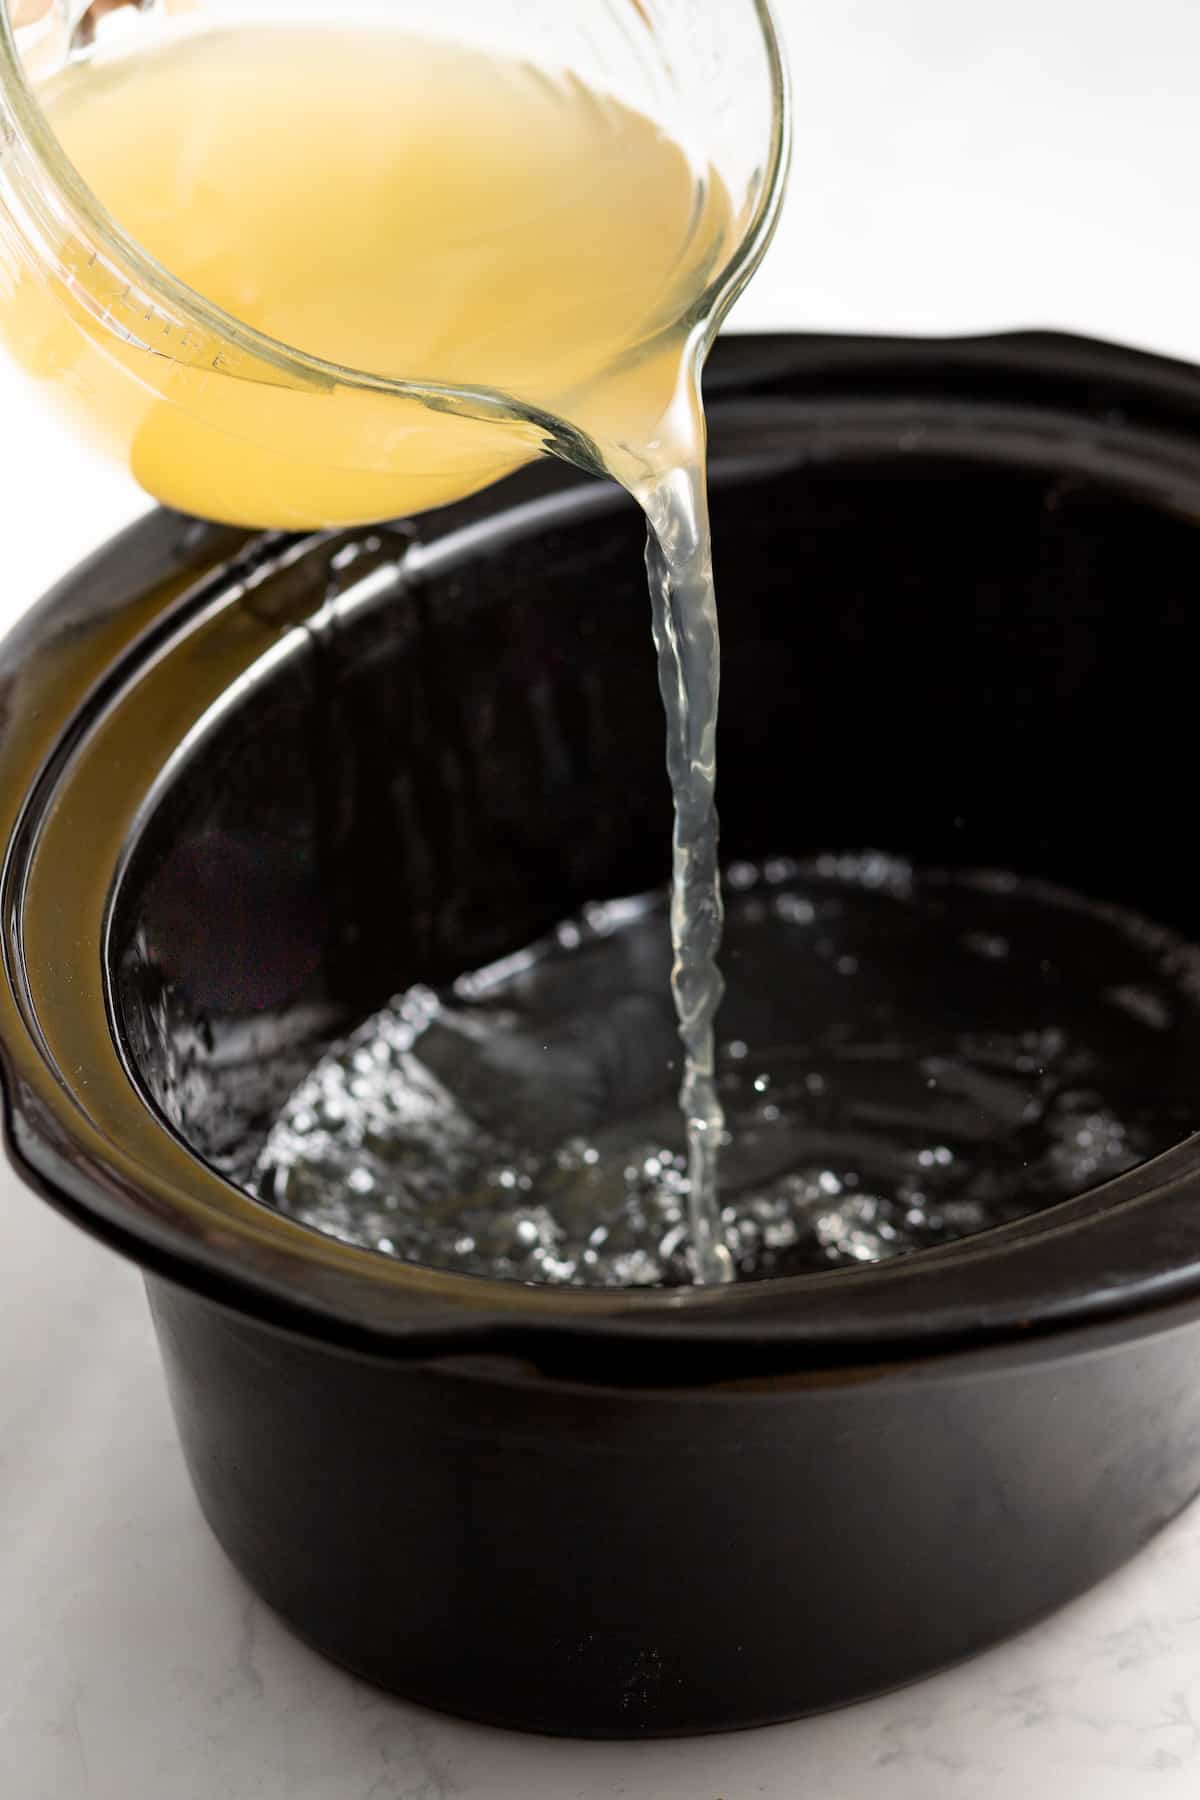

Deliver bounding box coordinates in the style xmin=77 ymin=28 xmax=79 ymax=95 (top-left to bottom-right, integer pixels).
xmin=7 ymin=2 xmax=1200 ymax=1795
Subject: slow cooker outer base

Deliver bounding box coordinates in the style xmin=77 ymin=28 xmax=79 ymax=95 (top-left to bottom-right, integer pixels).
xmin=147 ymin=1276 xmax=1200 ymax=1736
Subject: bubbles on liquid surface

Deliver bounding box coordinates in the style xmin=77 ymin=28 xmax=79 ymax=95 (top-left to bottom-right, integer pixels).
xmin=250 ymin=856 xmax=1200 ymax=1286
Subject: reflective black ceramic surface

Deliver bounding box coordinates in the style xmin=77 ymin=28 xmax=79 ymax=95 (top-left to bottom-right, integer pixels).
xmin=4 ymin=334 xmax=1200 ymax=1734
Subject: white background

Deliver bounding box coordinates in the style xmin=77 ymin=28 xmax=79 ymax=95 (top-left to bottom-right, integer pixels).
xmin=6 ymin=2 xmax=1200 ymax=1795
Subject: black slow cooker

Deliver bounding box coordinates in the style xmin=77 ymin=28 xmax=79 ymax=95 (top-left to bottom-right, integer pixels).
xmin=4 ymin=332 xmax=1200 ymax=1736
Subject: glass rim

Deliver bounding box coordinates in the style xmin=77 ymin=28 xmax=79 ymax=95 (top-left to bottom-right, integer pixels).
xmin=0 ymin=0 xmax=792 ymax=413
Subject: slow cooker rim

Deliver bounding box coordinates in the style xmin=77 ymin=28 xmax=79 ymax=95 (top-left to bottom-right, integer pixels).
xmin=6 ymin=328 xmax=1200 ymax=1374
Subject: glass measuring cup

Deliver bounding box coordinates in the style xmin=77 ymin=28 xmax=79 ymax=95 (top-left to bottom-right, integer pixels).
xmin=0 ymin=0 xmax=790 ymax=529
